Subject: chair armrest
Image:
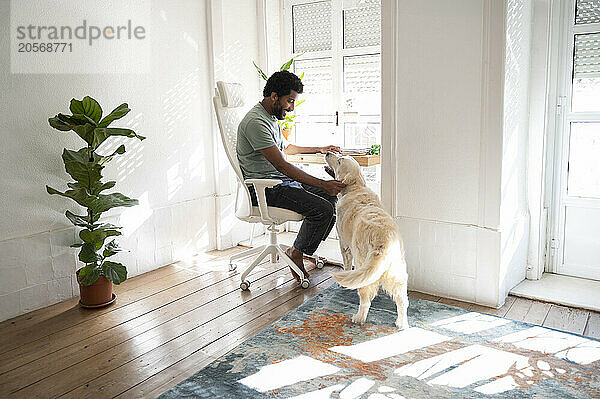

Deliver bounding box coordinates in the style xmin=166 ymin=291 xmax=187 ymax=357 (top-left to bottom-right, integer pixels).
xmin=244 ymin=178 xmax=283 ymax=222
xmin=245 ymin=178 xmax=283 ymax=187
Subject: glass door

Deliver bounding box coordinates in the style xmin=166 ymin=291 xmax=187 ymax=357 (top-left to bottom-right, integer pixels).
xmin=551 ymin=0 xmax=600 ymax=280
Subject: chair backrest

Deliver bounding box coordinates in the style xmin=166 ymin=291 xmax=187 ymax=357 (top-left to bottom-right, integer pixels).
xmin=213 ymin=81 xmax=253 ymax=218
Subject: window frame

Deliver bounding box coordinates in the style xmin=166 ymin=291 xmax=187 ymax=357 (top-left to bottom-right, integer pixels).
xmin=281 ymin=0 xmax=381 ymax=146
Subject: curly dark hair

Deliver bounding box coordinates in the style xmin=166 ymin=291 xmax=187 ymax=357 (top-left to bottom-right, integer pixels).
xmin=262 ymin=70 xmax=303 ymax=98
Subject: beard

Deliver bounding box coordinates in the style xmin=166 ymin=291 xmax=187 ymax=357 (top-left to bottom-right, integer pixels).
xmin=274 ymin=100 xmax=288 ymax=120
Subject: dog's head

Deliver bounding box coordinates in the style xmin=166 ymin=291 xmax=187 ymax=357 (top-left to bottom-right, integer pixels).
xmin=325 ymin=152 xmax=366 ymax=188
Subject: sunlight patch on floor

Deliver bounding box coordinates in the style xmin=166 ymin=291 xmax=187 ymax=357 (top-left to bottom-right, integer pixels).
xmin=474 ymin=375 xmax=519 ymax=395
xmin=238 ymin=355 xmax=340 ymax=393
xmin=330 ymin=327 xmax=450 ymax=362
xmin=431 ymin=312 xmax=512 ymax=334
xmin=395 ymin=344 xmax=530 ymax=393
xmin=339 ymin=377 xmax=375 ymax=399
xmin=288 ymin=380 xmax=406 ymax=399
xmin=289 ymin=384 xmax=346 ymax=399
xmin=495 ymin=326 xmax=600 ymax=364
xmin=368 ymin=394 xmax=405 ymax=399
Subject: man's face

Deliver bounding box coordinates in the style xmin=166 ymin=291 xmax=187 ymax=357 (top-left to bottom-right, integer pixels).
xmin=272 ymin=90 xmax=299 ymax=120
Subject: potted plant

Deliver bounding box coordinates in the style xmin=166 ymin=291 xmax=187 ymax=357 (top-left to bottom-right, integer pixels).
xmin=46 ymin=96 xmax=145 ymax=308
xmin=279 ymin=112 xmax=298 ymax=141
xmin=254 ymin=55 xmax=305 ymax=140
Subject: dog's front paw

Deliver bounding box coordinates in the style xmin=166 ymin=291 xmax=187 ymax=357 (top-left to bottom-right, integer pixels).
xmin=352 ymin=314 xmax=366 ymax=324
xmin=395 ymin=319 xmax=409 ymax=330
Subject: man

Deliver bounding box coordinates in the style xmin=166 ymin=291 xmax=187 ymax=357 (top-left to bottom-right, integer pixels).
xmin=237 ymin=70 xmax=345 ymax=282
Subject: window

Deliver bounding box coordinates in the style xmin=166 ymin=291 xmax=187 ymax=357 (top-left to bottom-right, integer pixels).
xmin=283 ymin=0 xmax=381 ymax=193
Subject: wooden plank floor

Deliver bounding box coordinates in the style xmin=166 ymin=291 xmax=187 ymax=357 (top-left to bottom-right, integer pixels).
xmin=0 ymin=246 xmax=598 ymax=398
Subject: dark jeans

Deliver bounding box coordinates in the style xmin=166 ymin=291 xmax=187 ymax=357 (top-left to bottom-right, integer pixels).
xmin=249 ymin=183 xmax=337 ymax=255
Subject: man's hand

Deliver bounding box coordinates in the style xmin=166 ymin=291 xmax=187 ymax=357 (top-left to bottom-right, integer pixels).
xmin=261 ymin=145 xmax=343 ymax=191
xmin=320 ymin=179 xmax=345 ymax=196
xmin=319 ymin=145 xmax=342 ymax=154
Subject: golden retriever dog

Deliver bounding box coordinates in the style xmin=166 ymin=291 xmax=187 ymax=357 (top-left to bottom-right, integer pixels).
xmin=325 ymin=152 xmax=409 ymax=329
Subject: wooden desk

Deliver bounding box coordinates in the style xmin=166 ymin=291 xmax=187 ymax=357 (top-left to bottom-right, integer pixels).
xmin=286 ymin=153 xmax=380 ymax=167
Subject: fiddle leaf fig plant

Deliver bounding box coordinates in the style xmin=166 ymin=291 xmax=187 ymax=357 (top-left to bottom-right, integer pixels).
xmin=47 ymin=96 xmax=145 ymax=286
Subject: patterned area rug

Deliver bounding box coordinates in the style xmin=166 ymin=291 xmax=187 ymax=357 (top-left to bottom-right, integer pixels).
xmin=159 ymin=285 xmax=600 ymax=398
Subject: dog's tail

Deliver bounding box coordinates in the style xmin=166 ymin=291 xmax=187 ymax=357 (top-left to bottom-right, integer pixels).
xmin=333 ymin=245 xmax=396 ymax=289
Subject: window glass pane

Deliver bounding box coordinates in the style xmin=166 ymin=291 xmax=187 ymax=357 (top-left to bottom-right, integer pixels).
xmin=573 ymin=33 xmax=600 ymax=112
xmin=344 ymin=123 xmax=381 ymax=187
xmin=293 ymin=1 xmax=332 ymax=53
xmin=294 ymin=58 xmax=333 ymax=115
xmin=362 ymin=165 xmax=380 ymax=185
xmin=343 ymin=54 xmax=381 ymax=114
xmin=294 ymin=122 xmax=340 ymax=147
xmin=576 ymin=0 xmax=600 ymax=24
xmin=568 ymin=123 xmax=600 ymax=198
xmin=343 ymin=2 xmax=381 ymax=48
xmin=344 ymin=122 xmax=380 ymax=148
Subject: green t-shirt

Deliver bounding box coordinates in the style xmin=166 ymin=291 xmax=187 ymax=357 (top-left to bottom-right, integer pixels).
xmin=237 ymin=103 xmax=287 ymax=181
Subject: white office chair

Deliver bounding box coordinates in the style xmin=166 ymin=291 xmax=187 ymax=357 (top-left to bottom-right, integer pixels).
xmin=212 ymin=81 xmax=323 ymax=291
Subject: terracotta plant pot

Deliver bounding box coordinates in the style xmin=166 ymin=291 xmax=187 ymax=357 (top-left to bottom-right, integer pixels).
xmin=76 ymin=270 xmax=116 ymax=308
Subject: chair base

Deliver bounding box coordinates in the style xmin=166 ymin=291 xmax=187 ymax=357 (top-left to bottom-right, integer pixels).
xmin=230 ymin=226 xmax=323 ymax=290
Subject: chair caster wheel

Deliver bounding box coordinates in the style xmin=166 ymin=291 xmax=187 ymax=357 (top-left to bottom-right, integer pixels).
xmin=229 ymin=263 xmax=237 ymax=272
xmin=300 ymin=280 xmax=310 ymax=289
xmin=315 ymin=259 xmax=325 ymax=269
xmin=240 ymin=281 xmax=250 ymax=291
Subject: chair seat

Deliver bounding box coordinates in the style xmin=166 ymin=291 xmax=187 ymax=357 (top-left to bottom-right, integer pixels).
xmin=237 ymin=206 xmax=303 ymax=225
xmin=252 ymin=205 xmax=303 ymax=220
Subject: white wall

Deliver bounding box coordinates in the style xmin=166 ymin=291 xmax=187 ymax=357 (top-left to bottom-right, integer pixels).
xmin=392 ymin=1 xmax=492 ymax=226
xmin=211 ymin=0 xmax=266 ymax=250
xmin=526 ymin=0 xmax=553 ymax=280
xmin=384 ymin=0 xmax=530 ymax=307
xmin=0 ymin=0 xmax=217 ymax=321
xmin=266 ymin=0 xmax=283 ymax=75
xmin=500 ymin=0 xmax=532 ymax=300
